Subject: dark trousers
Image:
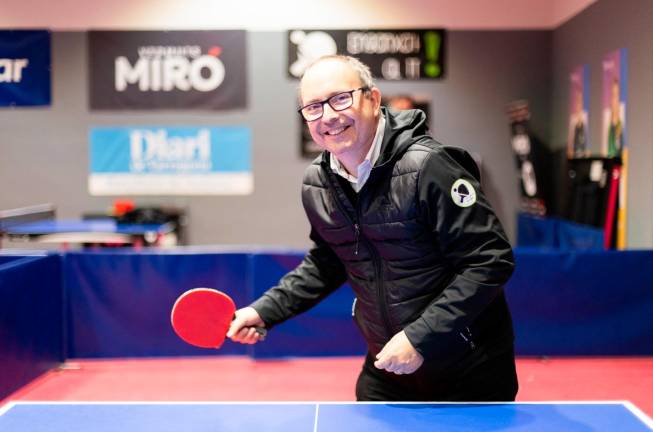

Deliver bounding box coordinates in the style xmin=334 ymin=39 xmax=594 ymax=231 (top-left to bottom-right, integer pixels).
xmin=355 ymin=349 xmax=518 ymax=401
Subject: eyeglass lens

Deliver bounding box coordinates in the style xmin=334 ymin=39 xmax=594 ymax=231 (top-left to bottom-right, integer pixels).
xmin=302 ymin=91 xmax=355 ymax=121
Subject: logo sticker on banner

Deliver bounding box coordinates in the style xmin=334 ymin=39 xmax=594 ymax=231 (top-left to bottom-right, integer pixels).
xmin=88 ymin=31 xmax=247 ymax=110
xmin=0 ymin=30 xmax=51 ymax=107
xmin=89 ymin=126 xmax=252 ymax=195
xmin=288 ymin=29 xmax=445 ymax=80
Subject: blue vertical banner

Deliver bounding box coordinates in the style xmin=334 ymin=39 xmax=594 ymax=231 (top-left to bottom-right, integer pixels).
xmin=89 ymin=126 xmax=252 ymax=195
xmin=0 ymin=30 xmax=51 ymax=107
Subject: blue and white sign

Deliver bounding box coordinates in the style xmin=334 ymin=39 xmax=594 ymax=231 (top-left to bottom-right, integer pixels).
xmin=89 ymin=126 xmax=252 ymax=195
xmin=0 ymin=30 xmax=51 ymax=107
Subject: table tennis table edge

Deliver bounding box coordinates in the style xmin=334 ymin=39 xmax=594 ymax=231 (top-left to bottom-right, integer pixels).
xmin=1 ymin=400 xmax=652 ymax=430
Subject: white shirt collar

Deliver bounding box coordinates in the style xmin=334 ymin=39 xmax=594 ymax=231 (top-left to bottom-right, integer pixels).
xmin=330 ymin=114 xmax=386 ymax=193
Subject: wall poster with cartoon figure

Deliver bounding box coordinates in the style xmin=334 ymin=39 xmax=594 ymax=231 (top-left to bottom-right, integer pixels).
xmin=601 ymin=49 xmax=627 ymax=158
xmin=567 ymin=65 xmax=590 ymax=158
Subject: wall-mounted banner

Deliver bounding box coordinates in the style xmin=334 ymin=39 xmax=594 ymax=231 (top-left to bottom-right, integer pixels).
xmin=89 ymin=126 xmax=252 ymax=195
xmin=507 ymin=100 xmax=549 ymax=216
xmin=601 ymin=48 xmax=628 ymax=249
xmin=567 ymin=65 xmax=590 ymax=158
xmin=89 ymin=31 xmax=247 ymax=110
xmin=0 ymin=30 xmax=51 ymax=107
xmin=601 ymin=49 xmax=627 ymax=158
xmin=288 ymin=29 xmax=445 ymax=80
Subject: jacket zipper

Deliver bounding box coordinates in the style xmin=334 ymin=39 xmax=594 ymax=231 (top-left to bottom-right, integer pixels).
xmin=459 ymin=326 xmax=476 ymax=350
xmin=361 ymin=233 xmax=393 ymax=338
xmin=354 ymin=223 xmax=360 ymax=255
xmin=324 ymin=170 xmax=394 ymax=338
xmin=354 ymin=204 xmax=394 ymax=339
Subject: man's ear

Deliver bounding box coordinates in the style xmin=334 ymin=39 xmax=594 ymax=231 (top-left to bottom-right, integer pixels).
xmin=369 ymin=87 xmax=382 ymax=115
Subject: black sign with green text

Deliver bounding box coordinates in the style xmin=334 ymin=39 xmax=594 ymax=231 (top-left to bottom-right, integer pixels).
xmin=288 ymin=29 xmax=446 ymax=80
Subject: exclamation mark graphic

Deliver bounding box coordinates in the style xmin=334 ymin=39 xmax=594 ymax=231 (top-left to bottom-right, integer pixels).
xmin=424 ymin=31 xmax=442 ymax=78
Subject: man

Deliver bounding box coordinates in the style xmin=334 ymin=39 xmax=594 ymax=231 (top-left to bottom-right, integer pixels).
xmin=228 ymin=55 xmax=518 ymax=401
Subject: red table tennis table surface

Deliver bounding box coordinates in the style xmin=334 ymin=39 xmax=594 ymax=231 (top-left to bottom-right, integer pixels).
xmin=0 ymin=402 xmax=651 ymax=432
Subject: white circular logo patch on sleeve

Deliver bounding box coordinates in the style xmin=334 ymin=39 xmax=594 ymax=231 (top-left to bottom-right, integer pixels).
xmin=451 ymin=179 xmax=477 ymax=207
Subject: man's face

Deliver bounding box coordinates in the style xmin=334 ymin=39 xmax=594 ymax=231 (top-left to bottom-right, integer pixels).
xmin=300 ymin=59 xmax=381 ymax=160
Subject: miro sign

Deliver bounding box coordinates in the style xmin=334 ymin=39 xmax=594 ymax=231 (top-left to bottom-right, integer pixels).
xmin=89 ymin=31 xmax=247 ymax=110
xmin=288 ymin=29 xmax=445 ymax=80
xmin=89 ymin=126 xmax=252 ymax=195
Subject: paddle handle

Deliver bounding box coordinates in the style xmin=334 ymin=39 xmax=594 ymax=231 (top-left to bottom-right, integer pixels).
xmin=253 ymin=326 xmax=267 ymax=337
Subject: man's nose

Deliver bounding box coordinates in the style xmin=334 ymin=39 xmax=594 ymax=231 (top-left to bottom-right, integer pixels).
xmin=321 ymin=103 xmax=339 ymax=122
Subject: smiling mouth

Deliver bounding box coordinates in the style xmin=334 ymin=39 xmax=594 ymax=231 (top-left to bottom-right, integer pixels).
xmin=324 ymin=125 xmax=350 ymax=136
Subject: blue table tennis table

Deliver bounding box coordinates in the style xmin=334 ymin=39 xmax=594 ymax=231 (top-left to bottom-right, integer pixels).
xmin=1 ymin=402 xmax=651 ymax=431
xmin=2 ymin=219 xmax=174 ymax=247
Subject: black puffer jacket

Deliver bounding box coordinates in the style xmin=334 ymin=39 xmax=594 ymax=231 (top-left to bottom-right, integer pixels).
xmin=251 ymin=107 xmax=515 ymax=372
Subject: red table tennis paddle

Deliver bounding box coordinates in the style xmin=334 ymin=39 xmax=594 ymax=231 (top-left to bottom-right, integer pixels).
xmin=171 ymin=287 xmax=266 ymax=349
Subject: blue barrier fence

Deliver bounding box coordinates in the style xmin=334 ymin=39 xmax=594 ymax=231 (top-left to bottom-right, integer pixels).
xmin=507 ymin=249 xmax=653 ymax=355
xmin=0 ymin=255 xmax=63 ymax=399
xmin=64 ymin=251 xmax=251 ymax=358
xmin=2 ymin=247 xmax=652 ymax=400
xmin=250 ymin=253 xmax=365 ymax=358
xmin=517 ymin=213 xmax=605 ymax=250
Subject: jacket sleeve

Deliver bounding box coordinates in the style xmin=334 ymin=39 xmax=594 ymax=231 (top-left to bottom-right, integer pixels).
xmin=249 ymin=228 xmax=348 ymax=329
xmin=403 ymin=145 xmax=515 ymax=360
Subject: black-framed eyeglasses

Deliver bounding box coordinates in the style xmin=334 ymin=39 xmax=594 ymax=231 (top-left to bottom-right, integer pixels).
xmin=298 ymin=87 xmax=369 ymax=122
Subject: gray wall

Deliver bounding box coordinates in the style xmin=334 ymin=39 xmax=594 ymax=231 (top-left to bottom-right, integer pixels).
xmin=552 ymin=0 xmax=653 ymax=248
xmin=1 ymin=31 xmax=552 ymax=248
